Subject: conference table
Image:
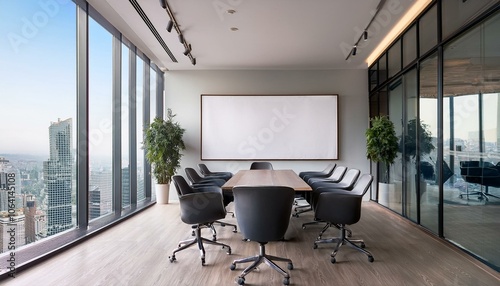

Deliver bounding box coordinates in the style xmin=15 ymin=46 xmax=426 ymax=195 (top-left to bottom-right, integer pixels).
xmin=221 ymin=169 xmax=312 ymax=192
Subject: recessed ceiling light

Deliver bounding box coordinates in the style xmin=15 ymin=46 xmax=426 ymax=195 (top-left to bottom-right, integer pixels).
xmin=227 ymin=9 xmax=236 ymax=14
xmin=230 ymin=27 xmax=239 ymax=31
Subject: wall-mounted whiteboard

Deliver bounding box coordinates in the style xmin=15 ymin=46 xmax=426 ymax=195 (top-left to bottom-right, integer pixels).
xmin=201 ymin=94 xmax=338 ymax=160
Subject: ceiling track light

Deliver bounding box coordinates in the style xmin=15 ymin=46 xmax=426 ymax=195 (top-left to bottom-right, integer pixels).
xmin=345 ymin=0 xmax=386 ymax=61
xmin=160 ymin=0 xmax=197 ymax=66
xmin=166 ymin=19 xmax=173 ymax=32
xmin=183 ymin=44 xmax=192 ymax=56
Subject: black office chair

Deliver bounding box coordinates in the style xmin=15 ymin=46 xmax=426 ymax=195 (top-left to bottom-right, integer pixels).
xmin=295 ymin=163 xmax=337 ymax=212
xmin=198 ymin=163 xmax=233 ymax=181
xmin=185 ymin=167 xmax=226 ymax=187
xmin=313 ymin=174 xmax=374 ymax=264
xmin=302 ymin=168 xmax=360 ymax=233
xmin=249 ymin=161 xmax=274 ymax=170
xmin=168 ymin=185 xmax=232 ymax=266
xmin=306 ymin=165 xmax=347 ymax=186
xmin=459 ymin=161 xmax=500 ymax=201
xmin=172 ymin=175 xmax=237 ymax=237
xmin=230 ymin=186 xmax=295 ymax=285
xmin=293 ymin=166 xmax=348 ymax=217
xmin=310 ymin=168 xmax=360 ymax=191
xmin=299 ymin=163 xmax=336 ymax=181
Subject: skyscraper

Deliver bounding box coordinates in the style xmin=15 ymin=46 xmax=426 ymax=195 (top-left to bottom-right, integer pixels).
xmin=44 ymin=118 xmax=74 ymax=236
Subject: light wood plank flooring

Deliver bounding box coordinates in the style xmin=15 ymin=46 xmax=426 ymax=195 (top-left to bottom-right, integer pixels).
xmin=2 ymin=201 xmax=499 ymax=286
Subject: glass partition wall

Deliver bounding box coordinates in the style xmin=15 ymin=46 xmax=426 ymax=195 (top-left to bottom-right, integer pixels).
xmin=369 ymin=2 xmax=500 ymax=271
xmin=0 ymin=1 xmax=163 ymax=275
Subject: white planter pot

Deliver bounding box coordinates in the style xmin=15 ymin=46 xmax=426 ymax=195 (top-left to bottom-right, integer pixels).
xmin=378 ymin=182 xmax=394 ymax=206
xmin=156 ymin=183 xmax=170 ymax=204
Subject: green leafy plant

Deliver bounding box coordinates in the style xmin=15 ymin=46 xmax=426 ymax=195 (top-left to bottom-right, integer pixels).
xmin=366 ymin=116 xmax=399 ymax=183
xmin=143 ymin=109 xmax=186 ymax=184
xmin=399 ymin=119 xmax=435 ymax=159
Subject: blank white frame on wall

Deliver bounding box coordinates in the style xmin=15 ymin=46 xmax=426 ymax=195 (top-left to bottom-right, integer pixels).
xmin=201 ymin=94 xmax=339 ymax=160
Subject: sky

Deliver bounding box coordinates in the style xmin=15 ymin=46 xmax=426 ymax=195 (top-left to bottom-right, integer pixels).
xmin=0 ymin=1 xmax=115 ymax=157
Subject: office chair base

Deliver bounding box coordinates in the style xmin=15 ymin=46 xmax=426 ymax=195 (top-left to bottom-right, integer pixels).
xmin=169 ymin=227 xmax=231 ymax=266
xmin=230 ymin=243 xmax=292 ymax=285
xmin=314 ymin=227 xmax=373 ymax=264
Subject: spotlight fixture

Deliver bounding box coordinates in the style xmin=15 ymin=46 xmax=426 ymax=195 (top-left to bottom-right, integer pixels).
xmin=159 ymin=0 xmax=166 ymax=9
xmin=183 ymin=44 xmax=192 ymax=56
xmin=166 ymin=19 xmax=173 ymax=32
xmin=345 ymin=0 xmax=386 ymax=61
xmin=191 ymin=57 xmax=196 ymax=66
xmin=178 ymin=33 xmax=184 ymax=43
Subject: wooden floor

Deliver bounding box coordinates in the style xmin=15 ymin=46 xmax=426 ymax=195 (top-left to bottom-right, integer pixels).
xmin=3 ymin=201 xmax=499 ymax=286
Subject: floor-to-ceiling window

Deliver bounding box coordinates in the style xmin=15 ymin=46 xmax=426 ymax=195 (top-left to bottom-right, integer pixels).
xmin=88 ymin=16 xmax=113 ymax=220
xmin=0 ymin=0 xmax=77 ymax=252
xmin=0 ymin=1 xmax=163 ymax=276
xmin=369 ymin=1 xmax=499 ymax=271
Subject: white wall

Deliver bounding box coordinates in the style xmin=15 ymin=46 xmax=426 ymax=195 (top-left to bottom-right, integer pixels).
xmin=164 ymin=69 xmax=370 ymax=200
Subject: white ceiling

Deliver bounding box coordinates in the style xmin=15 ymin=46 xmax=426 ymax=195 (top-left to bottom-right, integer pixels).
xmin=88 ymin=0 xmax=418 ymax=71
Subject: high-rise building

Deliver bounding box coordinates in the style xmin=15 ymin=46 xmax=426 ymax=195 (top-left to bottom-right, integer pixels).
xmin=89 ymin=168 xmax=112 ymax=218
xmin=89 ymin=186 xmax=101 ymax=220
xmin=44 ymin=118 xmax=74 ymax=236
xmin=122 ymin=166 xmax=130 ymax=206
xmin=24 ymin=195 xmax=37 ymax=244
xmin=0 ymin=210 xmax=26 ymax=253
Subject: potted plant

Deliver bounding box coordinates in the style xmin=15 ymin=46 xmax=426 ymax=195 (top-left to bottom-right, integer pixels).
xmin=366 ymin=116 xmax=399 ymax=204
xmin=143 ymin=108 xmax=186 ymax=204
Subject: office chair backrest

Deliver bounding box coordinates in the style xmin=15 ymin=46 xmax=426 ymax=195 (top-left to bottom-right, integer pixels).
xmin=233 ymin=186 xmax=294 ymax=243
xmin=179 ymin=192 xmax=226 ymax=225
xmin=198 ymin=163 xmax=211 ymax=176
xmin=349 ymin=173 xmax=374 ymax=196
xmin=338 ymin=168 xmax=361 ymax=188
xmin=250 ymin=162 xmax=273 ymax=170
xmin=172 ymin=175 xmax=194 ymax=195
xmin=185 ymin=167 xmax=204 ymax=183
xmin=324 ymin=165 xmax=347 ymax=183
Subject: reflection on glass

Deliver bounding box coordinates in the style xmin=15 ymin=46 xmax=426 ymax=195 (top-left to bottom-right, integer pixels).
xmin=443 ymin=11 xmax=500 ymax=270
xmin=419 ymin=53 xmax=439 ymax=234
xmin=403 ymin=68 xmax=418 ymax=221
xmin=388 ymin=40 xmax=401 ymax=78
xmin=386 ymin=78 xmax=403 ymax=214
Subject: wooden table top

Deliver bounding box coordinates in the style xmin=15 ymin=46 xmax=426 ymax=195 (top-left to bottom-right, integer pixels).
xmin=221 ymin=169 xmax=312 ymax=191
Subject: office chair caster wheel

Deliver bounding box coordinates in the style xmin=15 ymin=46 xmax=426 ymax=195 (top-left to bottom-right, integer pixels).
xmin=237 ymin=277 xmax=245 ymax=285
xmin=230 ymin=263 xmax=236 ymax=270
xmin=330 ymin=257 xmax=336 ymax=264
xmin=283 ymin=277 xmax=290 ymax=285
xmin=226 ymin=247 xmax=232 ymax=255
xmin=360 ymin=242 xmax=366 ymax=248
xmin=459 ymin=195 xmax=464 ymax=199
xmin=212 ymin=235 xmax=217 ymax=241
xmin=169 ymin=255 xmax=176 ymax=262
xmin=313 ymin=244 xmax=318 ymax=249
xmin=292 ymin=213 xmax=299 ymax=218
xmin=368 ymin=256 xmax=374 ymax=263
xmin=201 ymin=258 xmax=206 ymax=266
xmin=302 ymin=225 xmax=306 ymax=229
xmin=287 ymin=263 xmax=293 ymax=270
xmin=233 ymin=226 xmax=238 ymax=233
